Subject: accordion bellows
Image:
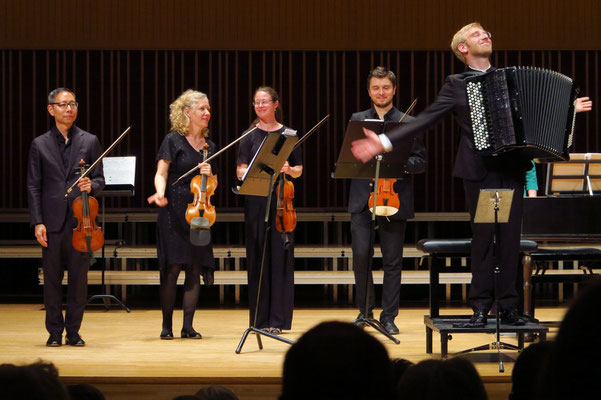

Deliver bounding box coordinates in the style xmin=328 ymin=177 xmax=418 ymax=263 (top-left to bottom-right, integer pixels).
xmin=466 ymin=67 xmax=577 ymax=161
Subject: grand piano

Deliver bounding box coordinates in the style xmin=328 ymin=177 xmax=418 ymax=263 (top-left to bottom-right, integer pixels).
xmin=521 ymin=155 xmax=601 ymax=318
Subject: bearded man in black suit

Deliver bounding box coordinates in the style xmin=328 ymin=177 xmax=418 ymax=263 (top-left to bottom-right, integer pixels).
xmin=27 ymin=88 xmax=104 ymax=346
xmin=352 ymin=23 xmax=592 ymax=327
xmin=349 ymin=67 xmax=426 ymax=335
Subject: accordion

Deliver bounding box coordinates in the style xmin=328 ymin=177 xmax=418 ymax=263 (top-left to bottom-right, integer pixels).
xmin=465 ymin=67 xmax=577 ymax=161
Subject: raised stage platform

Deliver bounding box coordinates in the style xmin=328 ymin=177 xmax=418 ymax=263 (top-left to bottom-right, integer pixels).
xmin=0 ymin=305 xmax=566 ymax=400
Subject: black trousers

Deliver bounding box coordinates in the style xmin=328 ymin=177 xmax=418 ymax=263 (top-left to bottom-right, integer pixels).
xmin=245 ymin=196 xmax=294 ymax=330
xmin=351 ymin=209 xmax=406 ymax=321
xmin=463 ymin=170 xmax=524 ymax=312
xmin=42 ymin=222 xmax=90 ymax=335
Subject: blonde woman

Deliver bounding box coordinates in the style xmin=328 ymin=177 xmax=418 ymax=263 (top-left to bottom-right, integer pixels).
xmin=148 ymin=90 xmax=216 ymax=339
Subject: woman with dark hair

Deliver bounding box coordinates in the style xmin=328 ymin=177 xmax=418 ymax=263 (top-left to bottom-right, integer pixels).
xmin=148 ymin=89 xmax=217 ymax=340
xmin=236 ymin=86 xmax=303 ymax=334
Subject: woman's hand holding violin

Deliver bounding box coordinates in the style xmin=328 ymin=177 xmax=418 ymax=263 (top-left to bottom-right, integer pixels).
xmin=198 ymin=162 xmax=212 ymax=176
xmin=280 ymin=161 xmax=290 ymax=175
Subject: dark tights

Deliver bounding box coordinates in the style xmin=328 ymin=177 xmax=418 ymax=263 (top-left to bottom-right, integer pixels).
xmin=160 ymin=264 xmax=201 ymax=332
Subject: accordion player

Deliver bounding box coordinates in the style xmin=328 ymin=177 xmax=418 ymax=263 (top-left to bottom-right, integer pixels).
xmin=465 ymin=66 xmax=577 ymax=162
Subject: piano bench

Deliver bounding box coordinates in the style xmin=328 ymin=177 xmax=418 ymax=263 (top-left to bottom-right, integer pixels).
xmin=417 ymin=238 xmax=539 ymax=356
xmin=522 ymin=248 xmax=601 ymax=319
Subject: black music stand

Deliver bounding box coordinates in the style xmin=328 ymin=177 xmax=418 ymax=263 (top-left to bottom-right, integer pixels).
xmin=333 ymin=120 xmax=413 ymax=345
xmin=235 ymin=130 xmax=298 ymax=354
xmin=454 ymin=189 xmax=518 ymax=372
xmin=87 ymin=156 xmax=135 ymax=312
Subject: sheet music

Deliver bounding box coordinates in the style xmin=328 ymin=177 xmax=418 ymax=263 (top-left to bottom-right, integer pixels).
xmin=102 ymin=156 xmax=136 ymax=185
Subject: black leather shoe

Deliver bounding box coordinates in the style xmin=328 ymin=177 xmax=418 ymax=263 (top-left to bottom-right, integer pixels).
xmin=468 ymin=309 xmax=488 ymax=327
xmin=46 ymin=333 xmax=62 ymax=347
xmin=181 ymin=329 xmax=202 ymax=339
xmin=65 ymin=333 xmax=85 ymax=346
xmin=160 ymin=328 xmax=174 ymax=340
xmin=201 ymin=267 xmax=214 ymax=287
xmin=501 ymin=308 xmax=527 ymax=326
xmin=269 ymin=328 xmax=282 ymax=335
xmin=381 ymin=319 xmax=400 ymax=335
xmin=353 ymin=311 xmax=374 ymax=327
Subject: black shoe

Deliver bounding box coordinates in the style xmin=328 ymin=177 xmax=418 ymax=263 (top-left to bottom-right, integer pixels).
xmin=46 ymin=333 xmax=62 ymax=347
xmin=181 ymin=329 xmax=202 ymax=339
xmin=65 ymin=333 xmax=85 ymax=347
xmin=353 ymin=312 xmax=374 ymax=327
xmin=201 ymin=267 xmax=214 ymax=287
xmin=380 ymin=319 xmax=400 ymax=335
xmin=460 ymin=309 xmax=487 ymax=328
xmin=160 ymin=328 xmax=174 ymax=340
xmin=501 ymin=308 xmax=527 ymax=326
xmin=269 ymin=328 xmax=282 ymax=335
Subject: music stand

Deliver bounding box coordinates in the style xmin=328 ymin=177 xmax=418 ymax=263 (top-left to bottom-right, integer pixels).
xmin=235 ymin=130 xmax=298 ymax=354
xmin=333 ymin=120 xmax=413 ymax=344
xmin=455 ymin=189 xmax=518 ymax=373
xmin=87 ymin=156 xmax=135 ymax=312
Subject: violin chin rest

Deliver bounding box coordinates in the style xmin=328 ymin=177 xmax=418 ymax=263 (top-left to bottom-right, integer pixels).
xmin=190 ymin=217 xmax=211 ymax=246
xmin=190 ymin=217 xmax=210 ymax=230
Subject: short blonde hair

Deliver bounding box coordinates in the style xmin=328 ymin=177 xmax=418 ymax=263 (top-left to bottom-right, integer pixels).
xmin=169 ymin=89 xmax=209 ymax=136
xmin=450 ymin=22 xmax=484 ymax=64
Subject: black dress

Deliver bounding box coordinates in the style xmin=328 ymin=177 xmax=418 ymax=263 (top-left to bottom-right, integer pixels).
xmin=236 ymin=126 xmax=302 ymax=330
xmin=156 ymin=132 xmax=216 ymax=271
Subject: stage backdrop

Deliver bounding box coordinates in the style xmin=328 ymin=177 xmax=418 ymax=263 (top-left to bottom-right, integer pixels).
xmin=1 ymin=49 xmax=599 ymax=212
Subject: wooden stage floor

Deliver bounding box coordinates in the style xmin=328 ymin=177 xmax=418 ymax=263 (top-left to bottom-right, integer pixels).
xmin=0 ymin=304 xmax=566 ymax=400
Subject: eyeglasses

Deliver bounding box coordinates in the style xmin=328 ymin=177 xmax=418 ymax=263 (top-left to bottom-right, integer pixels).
xmin=50 ymin=102 xmax=79 ymax=110
xmin=252 ymin=100 xmax=273 ymax=107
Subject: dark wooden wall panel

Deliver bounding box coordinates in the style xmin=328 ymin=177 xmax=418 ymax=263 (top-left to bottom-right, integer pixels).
xmin=1 ymin=1 xmax=600 ymax=50
xmin=2 ymin=49 xmax=599 ymax=213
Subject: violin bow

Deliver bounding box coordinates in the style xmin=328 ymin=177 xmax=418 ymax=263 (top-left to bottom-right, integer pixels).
xmin=172 ymin=125 xmax=259 ymax=186
xmin=398 ymin=98 xmax=418 ymax=123
xmin=65 ymin=125 xmax=133 ymax=197
xmin=293 ymin=114 xmax=330 ymax=149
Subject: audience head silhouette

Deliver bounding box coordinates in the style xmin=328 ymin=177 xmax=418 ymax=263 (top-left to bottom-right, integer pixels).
xmin=279 ymin=321 xmax=393 ymax=400
xmin=0 ymin=361 xmax=68 ymax=400
xmin=397 ymin=357 xmax=487 ymax=400
xmin=536 ymin=278 xmax=601 ymax=400
xmin=195 ymin=385 xmax=239 ymax=400
xmin=509 ymin=340 xmax=553 ymax=400
xmin=66 ymin=383 xmax=106 ymax=400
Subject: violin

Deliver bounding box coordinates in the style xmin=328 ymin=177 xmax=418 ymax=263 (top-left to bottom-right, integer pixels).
xmin=275 ymin=172 xmax=296 ymax=233
xmin=72 ymin=160 xmax=104 ymax=253
xmin=185 ymin=143 xmax=217 ymax=226
xmin=273 ymin=115 xmax=330 ymax=233
xmin=367 ymin=100 xmax=418 ymax=218
xmin=368 ymin=178 xmax=400 ymax=216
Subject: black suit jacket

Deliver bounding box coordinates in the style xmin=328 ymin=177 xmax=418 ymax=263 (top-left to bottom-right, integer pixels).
xmin=27 ymin=125 xmax=105 ymax=232
xmin=348 ymin=107 xmax=427 ymax=220
xmin=384 ymin=68 xmax=530 ymax=181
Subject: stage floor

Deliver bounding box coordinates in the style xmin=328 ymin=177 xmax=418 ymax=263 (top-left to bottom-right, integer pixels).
xmin=0 ymin=304 xmax=566 ymax=399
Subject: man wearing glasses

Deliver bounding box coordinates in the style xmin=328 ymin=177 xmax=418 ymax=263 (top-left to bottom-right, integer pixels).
xmin=351 ymin=22 xmax=592 ymax=328
xmin=27 ymin=88 xmax=104 ymax=346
